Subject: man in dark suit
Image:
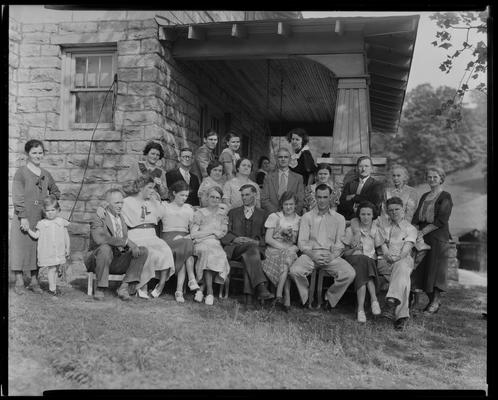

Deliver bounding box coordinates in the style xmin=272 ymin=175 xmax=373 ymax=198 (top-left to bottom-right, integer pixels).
xmin=221 ymin=184 xmax=274 ymax=301
xmin=166 ymin=147 xmax=200 ymax=207
xmin=84 ymin=188 xmax=148 ymax=301
xmin=261 ymin=147 xmax=305 ymax=215
xmin=337 ymin=155 xmax=385 ymax=220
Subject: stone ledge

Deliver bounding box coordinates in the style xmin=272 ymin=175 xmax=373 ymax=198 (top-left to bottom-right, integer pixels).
xmin=45 ymin=130 xmax=122 ymax=141
xmin=317 ymin=156 xmax=387 ymax=165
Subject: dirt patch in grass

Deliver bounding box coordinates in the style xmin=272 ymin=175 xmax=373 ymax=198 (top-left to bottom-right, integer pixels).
xmin=7 ymin=275 xmax=487 ymax=394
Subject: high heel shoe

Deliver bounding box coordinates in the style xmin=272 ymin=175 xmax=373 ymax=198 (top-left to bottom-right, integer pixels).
xmin=136 ymin=287 xmax=150 ymax=299
xmin=150 ymin=284 xmax=162 ymax=298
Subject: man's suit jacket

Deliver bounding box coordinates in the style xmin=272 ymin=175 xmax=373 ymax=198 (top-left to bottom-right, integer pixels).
xmin=261 ymin=169 xmax=305 ymax=215
xmin=337 ymin=176 xmax=385 ymax=220
xmin=221 ymin=206 xmax=268 ymax=260
xmin=165 ymin=168 xmax=200 ymax=206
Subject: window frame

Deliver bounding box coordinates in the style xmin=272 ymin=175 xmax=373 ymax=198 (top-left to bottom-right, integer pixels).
xmin=61 ymin=45 xmax=117 ymax=130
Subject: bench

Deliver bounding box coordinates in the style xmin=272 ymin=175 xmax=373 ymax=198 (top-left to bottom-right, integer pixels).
xmin=87 ymin=272 xmax=125 ymax=296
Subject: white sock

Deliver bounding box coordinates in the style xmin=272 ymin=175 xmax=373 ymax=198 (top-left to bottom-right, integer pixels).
xmin=48 ymin=266 xmax=57 ymax=292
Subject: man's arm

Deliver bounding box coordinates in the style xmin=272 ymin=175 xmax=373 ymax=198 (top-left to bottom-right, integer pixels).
xmin=90 ymin=216 xmax=127 ymax=248
xmin=295 ymin=174 xmax=305 ymax=215
xmin=220 ymin=209 xmax=237 ymax=246
xmin=260 ymin=175 xmax=277 ymax=214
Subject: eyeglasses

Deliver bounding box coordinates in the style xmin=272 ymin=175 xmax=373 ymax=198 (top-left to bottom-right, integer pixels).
xmin=209 ymin=196 xmax=221 ymax=200
xmin=181 ymin=155 xmax=192 ymax=159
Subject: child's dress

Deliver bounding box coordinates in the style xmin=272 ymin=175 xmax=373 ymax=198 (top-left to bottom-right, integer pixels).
xmin=35 ymin=217 xmax=70 ymax=267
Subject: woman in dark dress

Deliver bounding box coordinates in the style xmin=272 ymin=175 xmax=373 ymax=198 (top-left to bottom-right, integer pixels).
xmin=286 ymin=128 xmax=317 ymax=186
xmin=10 ymin=139 xmax=61 ymax=294
xmin=411 ymin=166 xmax=453 ymax=314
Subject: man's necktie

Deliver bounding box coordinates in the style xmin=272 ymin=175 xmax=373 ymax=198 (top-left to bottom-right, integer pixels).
xmin=184 ymin=171 xmax=190 ymax=184
xmin=356 ymin=179 xmax=365 ymax=195
xmin=278 ymin=172 xmax=288 ymax=198
xmin=115 ymin=218 xmax=122 ymax=238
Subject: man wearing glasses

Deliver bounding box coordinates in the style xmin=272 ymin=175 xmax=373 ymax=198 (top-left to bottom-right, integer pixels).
xmin=261 ymin=147 xmax=305 ymax=215
xmin=166 ymin=147 xmax=200 ymax=206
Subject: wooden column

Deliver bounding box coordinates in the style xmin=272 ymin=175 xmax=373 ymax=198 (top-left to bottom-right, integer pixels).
xmin=331 ymin=78 xmax=370 ymax=156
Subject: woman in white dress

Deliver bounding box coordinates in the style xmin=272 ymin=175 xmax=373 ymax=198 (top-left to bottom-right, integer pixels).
xmin=197 ymin=160 xmax=226 ymax=207
xmin=222 ymin=158 xmax=261 ymax=210
xmin=121 ymin=175 xmax=176 ymax=299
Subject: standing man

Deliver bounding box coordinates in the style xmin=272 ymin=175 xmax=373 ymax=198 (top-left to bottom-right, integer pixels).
xmin=338 ymin=155 xmax=385 ymax=221
xmin=85 ymin=188 xmax=148 ymax=301
xmin=166 ymin=147 xmax=200 ymax=207
xmin=261 ymin=147 xmax=305 ymax=215
xmin=289 ymin=184 xmax=355 ymax=309
xmin=191 ymin=129 xmax=218 ymax=179
xmin=221 ymin=184 xmax=274 ymax=302
xmin=380 ymin=197 xmax=418 ymax=331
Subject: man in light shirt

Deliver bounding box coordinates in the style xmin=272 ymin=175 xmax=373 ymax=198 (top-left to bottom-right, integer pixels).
xmin=289 ymin=184 xmax=355 ymax=309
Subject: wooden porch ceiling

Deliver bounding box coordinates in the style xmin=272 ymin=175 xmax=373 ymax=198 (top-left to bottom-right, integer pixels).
xmin=157 ymin=15 xmax=419 ymax=134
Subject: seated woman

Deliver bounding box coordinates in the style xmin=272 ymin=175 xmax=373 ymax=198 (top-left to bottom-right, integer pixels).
xmin=197 ymin=160 xmax=226 ymax=208
xmin=341 ymin=201 xmax=383 ymax=323
xmin=255 ymin=156 xmax=271 ymax=189
xmin=305 ymin=163 xmax=340 ymax=211
xmin=160 ymin=180 xmax=199 ymax=303
xmin=261 ymin=191 xmax=301 ymax=312
xmin=121 ymin=175 xmax=176 ymax=299
xmin=222 ymin=158 xmax=261 ymax=210
xmin=190 ymin=186 xmax=230 ymax=306
xmin=123 ymin=141 xmax=168 ymax=201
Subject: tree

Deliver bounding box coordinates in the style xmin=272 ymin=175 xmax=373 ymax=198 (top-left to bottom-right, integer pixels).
xmin=429 ymin=10 xmax=488 ymax=129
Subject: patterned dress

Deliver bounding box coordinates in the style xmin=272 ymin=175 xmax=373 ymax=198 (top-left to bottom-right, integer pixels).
xmin=9 ymin=166 xmax=60 ymax=272
xmin=261 ymin=212 xmax=301 ymax=285
xmin=192 ymin=208 xmax=230 ymax=284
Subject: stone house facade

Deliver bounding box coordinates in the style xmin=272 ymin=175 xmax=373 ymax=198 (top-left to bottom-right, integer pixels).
xmin=9 ymin=8 xmax=300 ymax=258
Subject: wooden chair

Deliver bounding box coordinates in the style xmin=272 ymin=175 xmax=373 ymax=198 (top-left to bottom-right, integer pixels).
xmin=87 ymin=272 xmax=124 ymax=296
xmin=227 ymin=260 xmax=263 ymax=305
xmin=308 ymin=268 xmax=338 ymax=308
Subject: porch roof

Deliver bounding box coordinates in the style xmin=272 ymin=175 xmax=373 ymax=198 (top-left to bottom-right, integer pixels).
xmin=156 ymin=15 xmax=420 ymax=134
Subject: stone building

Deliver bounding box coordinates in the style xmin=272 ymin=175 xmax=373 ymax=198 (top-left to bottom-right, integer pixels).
xmin=8 ymin=7 xmax=419 ymax=259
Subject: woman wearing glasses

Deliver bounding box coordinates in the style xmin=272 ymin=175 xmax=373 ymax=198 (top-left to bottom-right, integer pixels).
xmin=10 ymin=139 xmax=61 ymax=295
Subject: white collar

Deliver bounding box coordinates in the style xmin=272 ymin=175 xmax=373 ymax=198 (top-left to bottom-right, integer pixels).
xmin=279 ymin=168 xmax=289 ymax=174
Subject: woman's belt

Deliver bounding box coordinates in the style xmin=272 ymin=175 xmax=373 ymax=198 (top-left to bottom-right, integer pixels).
xmin=129 ymin=223 xmax=157 ymax=230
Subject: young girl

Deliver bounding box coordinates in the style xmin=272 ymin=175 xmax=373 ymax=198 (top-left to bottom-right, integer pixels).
xmin=27 ymin=195 xmax=70 ymax=297
xmin=218 ymin=131 xmax=241 ymax=178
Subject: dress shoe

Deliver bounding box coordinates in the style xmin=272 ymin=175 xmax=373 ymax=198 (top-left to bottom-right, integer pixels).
xmin=276 ymin=302 xmax=291 ymax=313
xmin=423 ymin=302 xmax=440 ymax=314
xmin=204 ymin=294 xmax=214 ymax=306
xmin=188 ymin=279 xmax=200 ymax=291
xmin=117 ymin=286 xmax=131 ymax=301
xmin=128 ymin=284 xmax=137 ymax=296
xmin=48 ymin=288 xmax=62 ymax=298
xmin=28 ymin=283 xmax=43 ymax=294
xmin=256 ymin=284 xmax=274 ymax=301
xmin=394 ymin=317 xmax=409 ymax=331
xmin=175 ymin=291 xmax=185 ymax=303
xmin=371 ymin=300 xmax=381 ymax=316
xmin=194 ymin=290 xmax=204 ymax=303
xmin=13 ymin=284 xmax=26 ymax=295
xmin=150 ymin=284 xmax=162 ymax=298
xmin=94 ymin=289 xmax=105 ymax=301
xmin=136 ymin=287 xmax=150 ymax=299
xmin=382 ymin=299 xmax=397 ymax=320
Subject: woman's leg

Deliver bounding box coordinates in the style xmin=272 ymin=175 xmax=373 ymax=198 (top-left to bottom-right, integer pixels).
xmin=30 ymin=269 xmax=39 ymax=286
xmin=275 ymin=268 xmax=288 ymax=299
xmin=185 ymin=256 xmax=196 ymax=282
xmin=47 ymin=266 xmax=57 ymax=292
xmin=356 ymin=284 xmax=366 ymax=312
xmin=283 ymin=277 xmax=291 ymax=307
xmin=156 ymin=270 xmax=167 ymax=293
xmin=176 ymin=264 xmax=186 ymax=294
xmin=204 ymin=270 xmax=214 ymax=296
xmin=432 ymin=288 xmax=441 ymax=304
xmin=367 ymin=279 xmax=378 ymax=303
xmin=14 ymin=271 xmax=24 ymax=287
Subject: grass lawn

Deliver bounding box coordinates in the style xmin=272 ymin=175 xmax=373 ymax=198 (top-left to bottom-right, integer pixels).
xmin=8 ymin=265 xmax=487 ymax=394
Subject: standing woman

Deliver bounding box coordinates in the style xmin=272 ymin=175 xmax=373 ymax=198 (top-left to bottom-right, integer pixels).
xmin=219 ymin=131 xmax=241 ymax=179
xmin=197 ymin=160 xmax=226 ymax=207
xmin=381 ymin=164 xmax=419 ymax=224
xmin=411 ymin=166 xmax=453 ymax=314
xmin=222 ymin=158 xmax=261 ymax=210
xmin=261 ymin=191 xmax=301 ymax=312
xmin=255 ymin=156 xmax=271 ymax=189
xmin=287 ymin=128 xmax=317 ymax=186
xmin=305 ymin=163 xmax=340 ymax=211
xmin=160 ymin=180 xmax=200 ymax=303
xmin=10 ymin=139 xmax=61 ymax=294
xmin=124 ymin=141 xmax=168 ymax=201
xmin=121 ymin=175 xmax=176 ymax=299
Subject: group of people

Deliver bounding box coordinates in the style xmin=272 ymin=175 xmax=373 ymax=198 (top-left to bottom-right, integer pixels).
xmin=10 ymin=127 xmax=453 ymax=331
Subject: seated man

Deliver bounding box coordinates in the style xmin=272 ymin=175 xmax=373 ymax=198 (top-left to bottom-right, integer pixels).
xmin=289 ymin=184 xmax=355 ymax=309
xmin=380 ymin=196 xmax=418 ymax=330
xmin=85 ymin=188 xmax=148 ymax=301
xmin=221 ymin=184 xmax=274 ymax=302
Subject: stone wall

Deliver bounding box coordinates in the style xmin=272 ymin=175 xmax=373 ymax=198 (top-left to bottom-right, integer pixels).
xmin=9 ymin=11 xmax=271 ymax=258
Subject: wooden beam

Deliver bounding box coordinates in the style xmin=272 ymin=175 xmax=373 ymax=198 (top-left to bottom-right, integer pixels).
xmin=231 ymin=24 xmax=248 ymax=39
xmin=334 ymin=20 xmax=343 ymax=36
xmin=188 ymin=25 xmax=206 ymax=40
xmin=370 ymin=88 xmax=404 ymax=101
xmin=368 ymin=65 xmax=408 ymax=82
xmin=268 ymin=121 xmax=334 ymax=137
xmin=370 ymin=100 xmax=402 ymax=111
xmin=302 ymin=53 xmax=365 ymax=77
xmin=277 ymin=22 xmax=291 ymax=37
xmin=370 ymin=75 xmax=407 ymax=90
xmin=169 ymin=32 xmax=364 ymax=60
xmin=159 ymin=27 xmax=178 ymax=41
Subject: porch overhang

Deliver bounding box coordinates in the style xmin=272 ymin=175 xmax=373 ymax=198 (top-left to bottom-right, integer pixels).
xmin=156 ymin=15 xmax=419 ymax=135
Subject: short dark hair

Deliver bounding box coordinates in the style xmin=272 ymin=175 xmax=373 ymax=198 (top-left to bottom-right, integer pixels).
xmin=317 ymin=163 xmax=332 ymax=174
xmin=257 ymin=156 xmax=270 ymax=169
xmin=223 ymin=130 xmax=240 ymax=146
xmin=129 ymin=174 xmax=155 ymax=194
xmin=278 ymin=191 xmax=297 ymax=210
xmin=356 ymin=155 xmax=373 ymax=167
xmin=170 ymin=180 xmax=189 ymax=195
xmin=286 ymin=128 xmax=309 ymax=146
xmin=206 ymin=160 xmax=223 ymax=176
xmin=235 ymin=157 xmax=253 ymax=173
xmin=315 ymin=183 xmax=332 ymax=194
xmin=355 ymin=201 xmax=377 ymax=219
xmin=239 ymin=184 xmax=257 ymax=193
xmin=386 ymin=196 xmax=403 ymax=208
xmin=25 ymin=139 xmax=45 ymax=153
xmin=180 ymin=147 xmax=193 ymax=155
xmin=203 ymin=129 xmax=218 ymax=140
xmin=42 ymin=194 xmax=60 ymax=212
xmin=143 ymin=141 xmax=164 ymax=159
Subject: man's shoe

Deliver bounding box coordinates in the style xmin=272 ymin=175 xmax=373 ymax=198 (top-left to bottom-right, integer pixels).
xmin=394 ymin=317 xmax=409 ymax=331
xmin=28 ymin=283 xmax=43 ymax=294
xmin=117 ymin=286 xmax=131 ymax=301
xmin=94 ymin=289 xmax=105 ymax=301
xmin=256 ymin=284 xmax=274 ymax=301
xmin=205 ymin=294 xmax=214 ymax=306
xmin=194 ymin=290 xmax=204 ymax=303
xmin=382 ymin=299 xmax=397 ymax=320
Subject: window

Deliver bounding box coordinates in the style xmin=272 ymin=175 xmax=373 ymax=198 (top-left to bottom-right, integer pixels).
xmin=241 ymin=134 xmax=252 ymax=158
xmin=61 ymin=46 xmax=117 ymax=129
xmin=210 ymin=116 xmax=220 ymax=133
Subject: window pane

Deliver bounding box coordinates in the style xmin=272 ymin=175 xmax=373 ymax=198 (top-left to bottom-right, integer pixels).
xmin=100 ymin=56 xmax=113 ymax=87
xmin=87 ymin=56 xmax=100 ymax=88
xmin=75 ymin=57 xmax=87 ymax=88
xmin=75 ymin=92 xmax=112 ymax=123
